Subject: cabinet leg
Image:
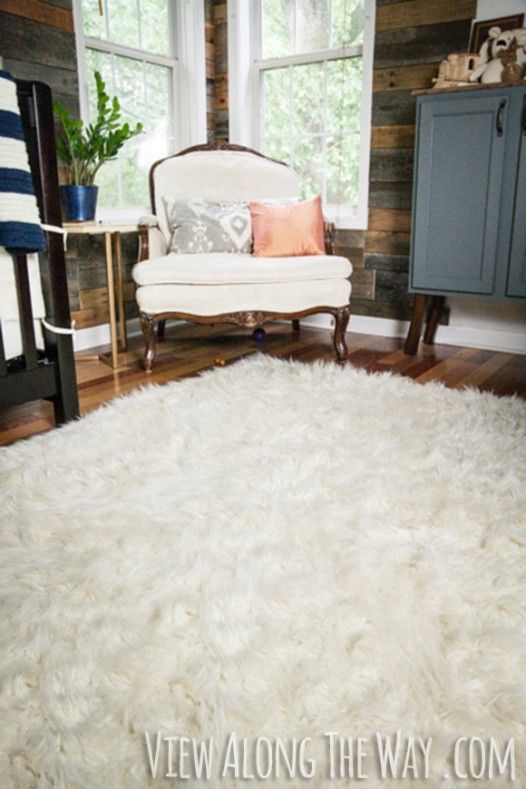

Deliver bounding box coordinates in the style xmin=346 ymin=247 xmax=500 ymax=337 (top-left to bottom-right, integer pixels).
xmin=404 ymin=294 xmax=427 ymax=355
xmin=423 ymin=296 xmax=445 ymax=345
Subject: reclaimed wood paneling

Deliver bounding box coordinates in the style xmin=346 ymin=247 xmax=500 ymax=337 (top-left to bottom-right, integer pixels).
xmin=214 ymin=1 xmax=227 ymax=23
xmin=335 ymin=229 xmax=365 ymax=250
xmin=351 ymin=268 xmax=376 ymax=300
xmin=214 ymin=1 xmax=228 ymax=139
xmin=0 ymin=13 xmax=77 ymax=71
xmin=368 ymin=209 xmax=412 ymax=232
xmin=205 ymin=0 xmax=215 ymax=138
xmin=0 ymin=0 xmax=73 ymax=30
xmin=214 ymin=75 xmax=228 ymax=110
xmin=368 ymin=182 xmax=413 ymax=210
xmin=365 ymin=231 xmax=411 ymax=255
xmin=377 ymin=0 xmax=476 ymax=33
xmin=335 ymin=229 xmax=365 ymax=269
xmin=375 ymin=270 xmax=411 ymax=304
xmin=369 ymin=149 xmax=414 ymax=183
xmin=372 ymin=124 xmax=415 ymax=148
xmin=364 ymin=253 xmax=410 ymax=273
xmin=364 ymin=3 xmax=475 ymax=321
xmin=374 ymin=20 xmax=472 ymax=68
xmin=373 ymin=63 xmax=437 ymax=92
xmin=5 ymin=58 xmax=78 ymax=100
xmin=372 ymin=89 xmax=417 ymax=126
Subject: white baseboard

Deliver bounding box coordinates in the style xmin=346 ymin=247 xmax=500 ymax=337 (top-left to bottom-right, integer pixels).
xmin=73 ymin=318 xmax=142 ymax=352
xmin=300 ymin=313 xmax=526 ymax=355
xmin=74 ymin=314 xmax=526 ymax=356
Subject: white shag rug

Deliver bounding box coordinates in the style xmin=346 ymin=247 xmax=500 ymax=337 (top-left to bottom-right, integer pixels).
xmin=1 ymin=356 xmax=525 ymax=789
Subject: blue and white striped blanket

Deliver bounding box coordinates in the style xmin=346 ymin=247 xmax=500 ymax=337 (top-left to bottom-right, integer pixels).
xmin=0 ymin=69 xmax=45 ymax=254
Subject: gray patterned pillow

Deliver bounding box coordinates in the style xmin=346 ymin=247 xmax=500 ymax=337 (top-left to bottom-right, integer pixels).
xmin=164 ymin=198 xmax=252 ymax=254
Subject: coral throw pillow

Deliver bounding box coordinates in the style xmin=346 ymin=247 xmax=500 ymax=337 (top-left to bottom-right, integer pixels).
xmin=250 ymin=195 xmax=325 ymax=257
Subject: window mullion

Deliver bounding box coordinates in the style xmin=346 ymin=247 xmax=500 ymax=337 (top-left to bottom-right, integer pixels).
xmin=288 ymin=65 xmax=294 ymax=170
xmin=136 ymin=0 xmax=142 ymax=49
xmin=257 ymin=44 xmax=363 ymax=71
xmin=322 ymin=60 xmax=328 ymax=207
xmin=293 ymin=0 xmax=297 ymax=54
xmin=83 ymin=37 xmax=176 ymax=68
xmin=103 ymin=0 xmax=110 ymax=39
xmin=142 ymin=59 xmax=147 ymax=120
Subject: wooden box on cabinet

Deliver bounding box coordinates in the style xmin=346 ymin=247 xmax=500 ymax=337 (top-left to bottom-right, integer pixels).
xmin=405 ymin=84 xmax=526 ymax=354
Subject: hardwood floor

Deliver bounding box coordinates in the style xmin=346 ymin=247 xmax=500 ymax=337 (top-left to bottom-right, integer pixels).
xmin=1 ymin=322 xmax=525 ymax=446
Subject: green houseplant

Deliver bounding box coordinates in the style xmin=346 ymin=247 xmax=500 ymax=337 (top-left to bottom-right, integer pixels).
xmin=54 ymin=71 xmax=143 ymax=221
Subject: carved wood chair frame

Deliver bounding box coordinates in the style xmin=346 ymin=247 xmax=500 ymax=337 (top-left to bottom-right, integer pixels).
xmin=137 ymin=141 xmax=351 ymax=372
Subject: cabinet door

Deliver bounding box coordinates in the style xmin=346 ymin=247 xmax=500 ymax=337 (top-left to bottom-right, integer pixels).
xmin=507 ymin=98 xmax=526 ymax=298
xmin=411 ymin=94 xmax=508 ymax=295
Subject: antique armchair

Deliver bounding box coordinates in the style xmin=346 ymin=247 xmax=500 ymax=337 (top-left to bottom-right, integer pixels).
xmin=133 ymin=142 xmax=352 ymax=371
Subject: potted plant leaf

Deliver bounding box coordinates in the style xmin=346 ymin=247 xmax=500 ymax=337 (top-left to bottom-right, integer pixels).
xmin=53 ymin=71 xmax=143 ymax=221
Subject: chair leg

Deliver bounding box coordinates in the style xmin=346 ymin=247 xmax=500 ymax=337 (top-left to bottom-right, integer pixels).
xmin=140 ymin=312 xmax=156 ymax=373
xmin=333 ymin=307 xmax=350 ymax=364
xmin=292 ymin=319 xmax=300 ymax=333
xmin=157 ymin=319 xmax=166 ymax=341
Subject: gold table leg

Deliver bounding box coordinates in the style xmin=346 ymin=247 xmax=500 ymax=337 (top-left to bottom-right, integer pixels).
xmin=114 ymin=231 xmax=128 ymax=352
xmin=99 ymin=231 xmax=119 ymax=369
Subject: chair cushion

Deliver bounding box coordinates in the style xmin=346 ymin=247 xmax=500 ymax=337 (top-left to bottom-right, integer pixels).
xmin=133 ymin=253 xmax=352 ymax=287
xmin=135 ymin=280 xmax=351 ymax=316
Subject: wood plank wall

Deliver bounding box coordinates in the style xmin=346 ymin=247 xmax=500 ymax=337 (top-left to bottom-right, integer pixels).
xmin=210 ymin=0 xmax=477 ymax=319
xmin=359 ymin=0 xmax=476 ymax=319
xmin=0 ymin=0 xmax=78 ymax=115
xmin=205 ymin=0 xmax=215 ymax=140
xmin=213 ymin=0 xmax=229 ymax=140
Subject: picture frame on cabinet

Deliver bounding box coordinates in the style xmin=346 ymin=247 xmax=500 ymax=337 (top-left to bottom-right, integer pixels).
xmin=469 ymin=14 xmax=524 ymax=54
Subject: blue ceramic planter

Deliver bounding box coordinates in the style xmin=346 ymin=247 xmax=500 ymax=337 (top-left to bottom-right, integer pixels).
xmin=59 ymin=185 xmax=98 ymax=222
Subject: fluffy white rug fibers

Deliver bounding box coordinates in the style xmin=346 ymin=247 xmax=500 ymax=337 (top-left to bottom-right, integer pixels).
xmin=1 ymin=355 xmax=525 ymax=789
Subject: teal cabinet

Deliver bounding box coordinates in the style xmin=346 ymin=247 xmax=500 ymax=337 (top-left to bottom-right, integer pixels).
xmin=409 ymin=85 xmax=526 ymax=302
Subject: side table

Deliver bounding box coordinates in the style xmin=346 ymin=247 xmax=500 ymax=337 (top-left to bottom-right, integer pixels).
xmin=64 ymin=221 xmax=139 ymax=368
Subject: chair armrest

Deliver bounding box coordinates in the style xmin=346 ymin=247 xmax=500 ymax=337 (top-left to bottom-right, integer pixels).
xmin=324 ymin=220 xmax=336 ymax=255
xmin=137 ymin=215 xmax=168 ymax=263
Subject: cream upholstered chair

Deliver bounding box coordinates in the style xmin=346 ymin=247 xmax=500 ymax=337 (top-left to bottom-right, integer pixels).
xmin=133 ymin=142 xmax=352 ymax=371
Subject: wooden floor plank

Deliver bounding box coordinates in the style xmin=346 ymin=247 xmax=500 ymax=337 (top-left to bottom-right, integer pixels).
xmin=0 ymin=324 xmax=524 ymax=446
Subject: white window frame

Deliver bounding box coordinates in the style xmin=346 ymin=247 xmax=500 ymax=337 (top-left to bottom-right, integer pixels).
xmin=228 ymin=0 xmax=375 ymax=229
xmin=72 ymin=0 xmax=207 ymax=220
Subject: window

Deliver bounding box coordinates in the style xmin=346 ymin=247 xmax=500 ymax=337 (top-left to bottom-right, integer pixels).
xmin=228 ymin=0 xmax=375 ymax=228
xmin=73 ymin=0 xmax=206 ymax=215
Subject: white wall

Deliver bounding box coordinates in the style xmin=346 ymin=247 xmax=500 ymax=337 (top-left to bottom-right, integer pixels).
xmin=476 ymin=0 xmax=526 ymax=21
